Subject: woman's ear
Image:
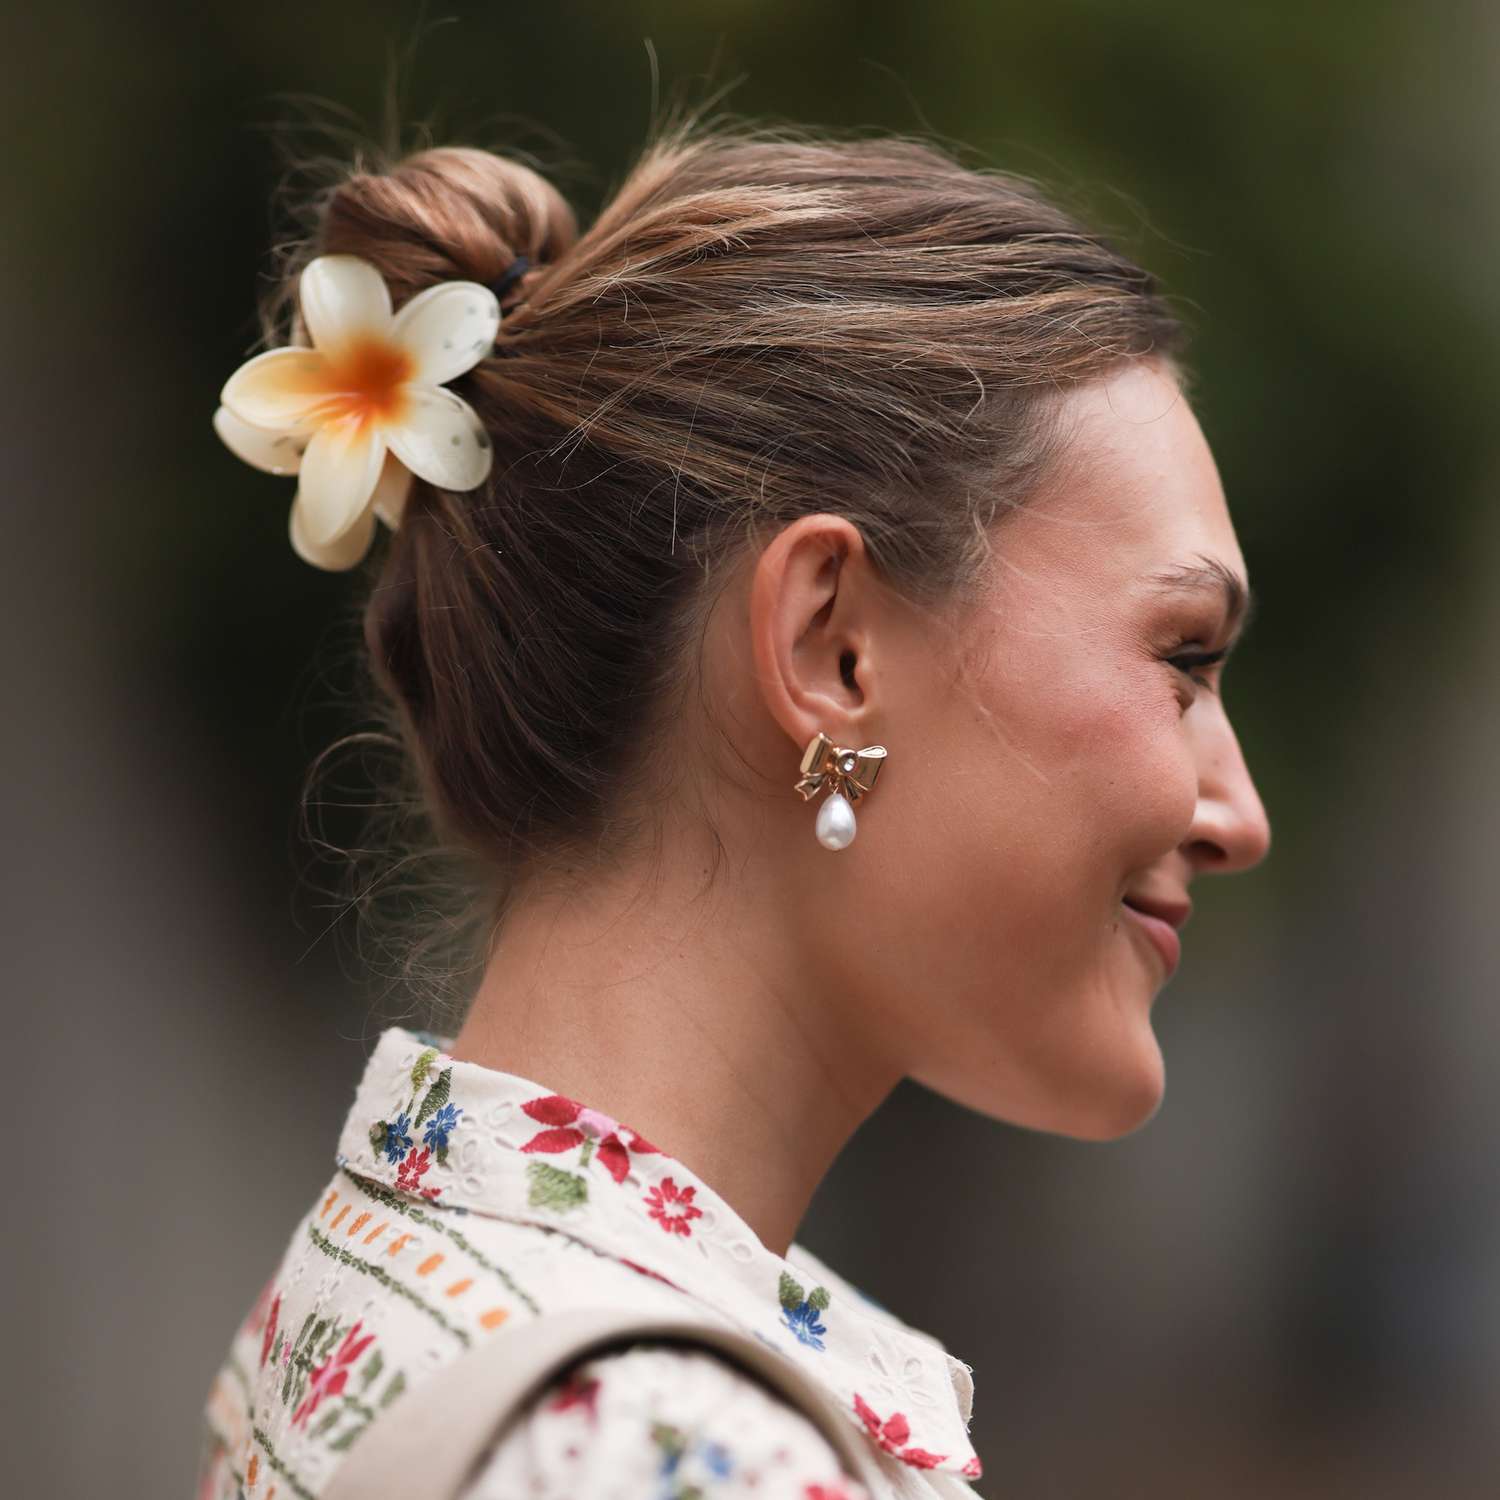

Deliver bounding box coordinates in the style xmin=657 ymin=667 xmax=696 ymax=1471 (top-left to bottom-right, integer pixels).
xmin=749 ymin=514 xmax=880 ymax=753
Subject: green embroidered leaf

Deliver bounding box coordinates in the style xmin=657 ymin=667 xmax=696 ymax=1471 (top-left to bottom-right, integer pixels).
xmin=369 ymin=1121 xmax=388 ymax=1153
xmin=410 ymin=1047 xmax=438 ymax=1091
xmin=650 ymin=1420 xmax=686 ymax=1461
xmin=291 ymin=1311 xmax=318 ymax=1355
xmin=807 ymin=1285 xmax=831 ymax=1312
xmin=778 ymin=1270 xmax=805 ymax=1310
xmin=311 ymin=1407 xmax=342 ymax=1439
xmin=355 ymin=1348 xmax=384 ymax=1395
xmin=526 ymin=1159 xmax=588 ymax=1211
xmin=434 ymin=1140 xmax=450 ymax=1168
xmin=328 ymin=1421 xmax=365 ymax=1452
xmin=283 ymin=1313 xmax=317 ymax=1403
xmin=414 ymin=1067 xmax=451 ymax=1131
xmin=378 ymin=1370 xmax=407 ymax=1410
xmin=316 ymin=1319 xmax=342 ymax=1358
xmin=303 ymin=1318 xmax=330 ymax=1363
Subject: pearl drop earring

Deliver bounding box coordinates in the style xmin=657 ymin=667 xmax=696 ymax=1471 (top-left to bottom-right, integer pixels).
xmin=794 ymin=731 xmax=888 ymax=851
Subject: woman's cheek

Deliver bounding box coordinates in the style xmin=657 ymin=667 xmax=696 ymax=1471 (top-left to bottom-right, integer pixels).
xmin=1125 ymin=715 xmax=1200 ymax=859
xmin=1069 ymin=669 xmax=1198 ymax=864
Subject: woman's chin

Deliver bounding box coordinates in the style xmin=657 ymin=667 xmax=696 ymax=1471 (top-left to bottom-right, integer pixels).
xmin=1055 ymin=1032 xmax=1166 ymax=1140
xmin=918 ymin=1024 xmax=1166 ymax=1141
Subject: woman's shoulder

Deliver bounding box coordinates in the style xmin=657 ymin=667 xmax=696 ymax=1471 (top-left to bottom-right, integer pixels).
xmin=199 ymin=1193 xmax=871 ymax=1499
xmin=462 ymin=1338 xmax=870 ymax=1500
xmin=197 ymin=1166 xmax=706 ymax=1498
xmin=200 ymin=1161 xmax=951 ymax=1498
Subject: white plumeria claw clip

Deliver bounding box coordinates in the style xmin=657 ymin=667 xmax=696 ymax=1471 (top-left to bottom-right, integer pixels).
xmin=213 ymin=254 xmax=500 ymax=570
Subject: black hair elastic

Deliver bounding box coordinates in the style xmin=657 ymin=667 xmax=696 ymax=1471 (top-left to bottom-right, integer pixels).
xmin=488 ymin=254 xmax=531 ymax=303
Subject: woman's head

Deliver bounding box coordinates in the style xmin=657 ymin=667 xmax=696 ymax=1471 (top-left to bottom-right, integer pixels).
xmin=279 ymin=117 xmax=1268 ymax=1140
xmin=744 ymin=359 xmax=1270 ymax=1142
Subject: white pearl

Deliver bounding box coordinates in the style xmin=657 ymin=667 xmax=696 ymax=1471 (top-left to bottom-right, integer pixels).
xmin=815 ymin=790 xmax=857 ymax=850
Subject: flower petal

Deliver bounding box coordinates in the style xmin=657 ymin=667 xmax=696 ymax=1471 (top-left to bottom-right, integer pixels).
xmin=221 ymin=347 xmax=333 ymax=430
xmin=370 ymin=451 xmax=414 ymax=529
xmin=212 ymin=404 xmax=308 ymax=475
xmin=385 ymin=386 xmax=493 ymax=492
xmin=520 ymin=1127 xmax=587 ymax=1155
xmin=523 ymin=1096 xmax=583 ymax=1126
xmin=296 ymin=420 xmax=386 ymax=546
xmin=595 ymin=1136 xmax=630 ymax=1184
xmin=289 ymin=493 xmax=378 ymax=571
xmin=390 ymin=282 xmax=501 ymax=385
xmin=300 ymin=255 xmax=393 ymax=351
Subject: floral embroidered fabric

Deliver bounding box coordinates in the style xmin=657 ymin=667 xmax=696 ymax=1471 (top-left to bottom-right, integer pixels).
xmin=471 ymin=1341 xmax=871 ymax=1498
xmin=196 ymin=1026 xmax=984 ymax=1499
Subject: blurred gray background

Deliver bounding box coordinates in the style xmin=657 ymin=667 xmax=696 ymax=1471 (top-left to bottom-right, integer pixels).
xmin=8 ymin=2 xmax=1499 ymax=1496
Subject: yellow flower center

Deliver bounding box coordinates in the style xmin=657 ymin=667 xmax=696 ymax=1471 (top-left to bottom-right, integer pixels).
xmin=310 ymin=335 xmax=417 ymax=431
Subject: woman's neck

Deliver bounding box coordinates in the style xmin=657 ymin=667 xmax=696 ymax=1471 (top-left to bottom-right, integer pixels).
xmin=450 ymin=842 xmax=899 ymax=1259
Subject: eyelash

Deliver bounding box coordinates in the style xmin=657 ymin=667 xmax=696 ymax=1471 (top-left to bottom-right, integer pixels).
xmin=1168 ymin=645 xmax=1229 ymax=691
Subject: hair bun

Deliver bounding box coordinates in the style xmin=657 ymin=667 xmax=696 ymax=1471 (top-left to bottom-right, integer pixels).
xmin=316 ymin=146 xmax=578 ymax=315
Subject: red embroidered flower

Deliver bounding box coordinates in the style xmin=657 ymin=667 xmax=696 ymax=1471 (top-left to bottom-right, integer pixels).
xmin=852 ymin=1393 xmax=947 ymax=1469
xmin=258 ymin=1293 xmax=281 ymax=1369
xmin=546 ymin=1368 xmax=601 ymax=1419
xmin=805 ymin=1485 xmax=863 ymax=1500
xmin=292 ymin=1320 xmax=377 ymax=1427
xmin=520 ymin=1093 xmax=660 ymax=1184
xmin=899 ymin=1446 xmax=947 ymax=1468
xmin=962 ymin=1454 xmax=984 ymax=1478
xmin=644 ymin=1175 xmax=703 ymax=1236
xmin=395 ymin=1144 xmax=442 ymax=1200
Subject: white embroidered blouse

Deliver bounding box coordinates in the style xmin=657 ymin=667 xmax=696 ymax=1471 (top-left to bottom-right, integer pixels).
xmin=197 ymin=1025 xmax=985 ymax=1499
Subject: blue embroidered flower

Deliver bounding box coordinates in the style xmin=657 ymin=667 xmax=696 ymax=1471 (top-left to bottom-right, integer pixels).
xmin=422 ymin=1102 xmax=462 ymax=1151
xmin=381 ymin=1112 xmax=413 ymax=1164
xmin=776 ymin=1270 xmax=831 ymax=1351
xmin=649 ymin=1426 xmax=734 ymax=1495
xmin=780 ymin=1299 xmax=829 ymax=1350
xmin=700 ymin=1440 xmax=734 ymax=1478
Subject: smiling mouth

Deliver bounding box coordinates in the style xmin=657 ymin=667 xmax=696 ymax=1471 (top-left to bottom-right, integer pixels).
xmin=1120 ymin=900 xmax=1182 ymax=979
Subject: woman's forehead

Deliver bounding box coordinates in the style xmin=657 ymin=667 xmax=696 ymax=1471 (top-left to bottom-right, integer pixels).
xmin=1025 ymin=370 xmax=1238 ymax=566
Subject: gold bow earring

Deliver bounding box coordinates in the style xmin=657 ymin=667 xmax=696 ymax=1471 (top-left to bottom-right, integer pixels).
xmin=794 ymin=731 xmax=888 ymax=851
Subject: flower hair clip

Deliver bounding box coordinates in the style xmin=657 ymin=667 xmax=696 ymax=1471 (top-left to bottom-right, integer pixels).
xmin=212 ymin=254 xmax=501 ymax=570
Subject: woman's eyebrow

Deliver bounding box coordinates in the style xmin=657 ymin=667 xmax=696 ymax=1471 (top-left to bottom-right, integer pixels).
xmin=1147 ymin=556 xmax=1257 ymax=643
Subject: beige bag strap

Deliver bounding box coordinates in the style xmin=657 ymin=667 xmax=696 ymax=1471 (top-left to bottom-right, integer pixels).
xmin=321 ymin=1304 xmax=888 ymax=1499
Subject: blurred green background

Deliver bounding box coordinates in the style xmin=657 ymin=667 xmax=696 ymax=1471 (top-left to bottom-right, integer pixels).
xmin=8 ymin=2 xmax=1499 ymax=1496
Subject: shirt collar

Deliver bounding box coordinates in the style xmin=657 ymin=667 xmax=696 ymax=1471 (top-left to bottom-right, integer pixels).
xmin=334 ymin=1025 xmax=981 ymax=1483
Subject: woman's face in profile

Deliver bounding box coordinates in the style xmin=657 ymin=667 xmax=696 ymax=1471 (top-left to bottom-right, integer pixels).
xmin=850 ymin=359 xmax=1271 ymax=1139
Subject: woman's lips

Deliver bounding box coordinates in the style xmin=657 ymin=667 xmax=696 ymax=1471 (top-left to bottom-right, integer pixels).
xmin=1121 ymin=900 xmax=1181 ymax=979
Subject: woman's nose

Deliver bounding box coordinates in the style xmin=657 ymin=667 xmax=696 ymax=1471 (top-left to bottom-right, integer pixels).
xmin=1182 ymin=715 xmax=1272 ymax=875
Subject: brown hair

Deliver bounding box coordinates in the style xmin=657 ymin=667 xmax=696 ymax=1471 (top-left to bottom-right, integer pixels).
xmin=267 ymin=110 xmax=1187 ymax=1027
